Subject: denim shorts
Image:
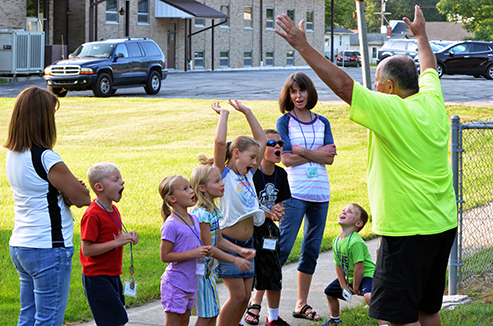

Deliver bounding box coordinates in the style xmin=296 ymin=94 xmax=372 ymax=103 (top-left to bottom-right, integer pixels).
xmin=279 ymin=197 xmax=329 ymax=274
xmin=10 ymin=246 xmax=74 ymax=326
xmin=161 ymin=280 xmax=195 ymax=314
xmin=324 ymin=277 xmax=373 ymax=301
xmin=82 ymin=274 xmax=128 ymax=326
xmin=216 ymin=234 xmax=255 ymax=279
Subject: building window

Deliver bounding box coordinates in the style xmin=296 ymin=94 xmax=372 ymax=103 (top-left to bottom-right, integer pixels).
xmin=306 ymin=11 xmax=313 ymax=31
xmin=106 ymin=0 xmax=118 ymax=23
xmin=220 ymin=51 xmax=229 ymax=67
xmin=372 ymin=47 xmax=377 ymax=59
xmin=138 ymin=0 xmax=149 ymax=24
xmin=220 ymin=4 xmax=229 ymax=27
xmin=266 ymin=51 xmax=274 ymax=66
xmin=266 ymin=8 xmax=274 ymax=29
xmin=195 ymin=2 xmax=205 ymax=26
xmin=287 ymin=9 xmax=294 ymax=22
xmin=194 ymin=51 xmax=204 ymax=68
xmin=286 ymin=51 xmax=294 ymax=66
xmin=244 ymin=51 xmax=252 ymax=67
xmin=244 ymin=6 xmax=252 ymax=29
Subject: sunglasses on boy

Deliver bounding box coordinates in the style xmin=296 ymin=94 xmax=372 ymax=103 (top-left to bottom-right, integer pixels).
xmin=266 ymin=140 xmax=284 ymax=147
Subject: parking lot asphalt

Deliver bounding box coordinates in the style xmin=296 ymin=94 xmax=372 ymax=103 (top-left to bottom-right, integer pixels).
xmin=1 ymin=67 xmax=492 ymax=106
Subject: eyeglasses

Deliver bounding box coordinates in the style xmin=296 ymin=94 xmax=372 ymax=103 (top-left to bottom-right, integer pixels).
xmin=266 ymin=140 xmax=284 ymax=147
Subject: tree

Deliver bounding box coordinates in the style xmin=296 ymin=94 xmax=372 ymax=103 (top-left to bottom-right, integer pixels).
xmin=437 ymin=0 xmax=493 ymax=41
xmin=325 ymin=0 xmax=446 ymax=34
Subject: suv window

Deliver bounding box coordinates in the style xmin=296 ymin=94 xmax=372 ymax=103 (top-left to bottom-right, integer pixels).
xmin=473 ymin=43 xmax=491 ymax=52
xmin=127 ymin=42 xmax=144 ymax=57
xmin=114 ymin=44 xmax=129 ymax=57
xmin=450 ymin=44 xmax=471 ymax=54
xmin=72 ymin=43 xmax=115 ymax=58
xmin=394 ymin=41 xmax=408 ymax=50
xmin=142 ymin=41 xmax=162 ymax=57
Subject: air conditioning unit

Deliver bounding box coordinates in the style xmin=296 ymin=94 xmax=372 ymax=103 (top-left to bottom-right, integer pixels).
xmin=0 ymin=30 xmax=45 ymax=75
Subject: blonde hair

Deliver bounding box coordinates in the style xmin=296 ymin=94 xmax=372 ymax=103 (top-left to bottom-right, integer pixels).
xmin=87 ymin=162 xmax=119 ymax=192
xmin=4 ymin=86 xmax=60 ymax=152
xmin=197 ymin=135 xmax=260 ymax=167
xmin=190 ymin=164 xmax=220 ymax=213
xmin=158 ymin=175 xmax=187 ymax=222
xmin=350 ymin=203 xmax=369 ymax=232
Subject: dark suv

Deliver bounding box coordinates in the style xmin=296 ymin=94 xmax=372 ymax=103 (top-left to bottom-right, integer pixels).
xmin=377 ymin=39 xmax=443 ymax=64
xmin=336 ymin=50 xmax=361 ymax=67
xmin=44 ymin=38 xmax=167 ymax=97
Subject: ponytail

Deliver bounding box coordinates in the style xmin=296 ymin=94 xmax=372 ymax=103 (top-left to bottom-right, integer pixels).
xmin=158 ymin=175 xmax=185 ymax=223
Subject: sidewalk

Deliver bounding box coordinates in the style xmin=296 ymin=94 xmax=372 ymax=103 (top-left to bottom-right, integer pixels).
xmin=75 ymin=238 xmax=381 ymax=326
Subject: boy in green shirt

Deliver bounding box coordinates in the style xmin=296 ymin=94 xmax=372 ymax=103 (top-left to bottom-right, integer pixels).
xmin=320 ymin=204 xmax=386 ymax=326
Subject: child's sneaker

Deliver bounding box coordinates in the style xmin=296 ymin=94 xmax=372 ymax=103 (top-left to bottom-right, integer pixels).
xmin=265 ymin=316 xmax=290 ymax=326
xmin=320 ymin=319 xmax=342 ymax=325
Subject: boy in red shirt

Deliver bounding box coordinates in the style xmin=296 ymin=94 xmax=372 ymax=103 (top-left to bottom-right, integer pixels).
xmin=80 ymin=162 xmax=139 ymax=326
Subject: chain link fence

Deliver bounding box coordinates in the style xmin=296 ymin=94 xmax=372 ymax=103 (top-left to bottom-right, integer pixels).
xmin=450 ymin=116 xmax=493 ymax=294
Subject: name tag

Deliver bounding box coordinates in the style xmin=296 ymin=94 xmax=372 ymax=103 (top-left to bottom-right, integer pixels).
xmin=262 ymin=237 xmax=278 ymax=251
xmin=196 ymin=262 xmax=206 ymax=275
xmin=306 ymin=167 xmax=318 ymax=178
xmin=124 ymin=280 xmax=138 ymax=297
xmin=342 ymin=285 xmax=352 ymax=303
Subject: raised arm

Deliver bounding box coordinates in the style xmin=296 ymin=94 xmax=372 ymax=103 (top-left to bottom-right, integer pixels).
xmin=211 ymin=102 xmax=229 ymax=173
xmin=275 ymin=15 xmax=354 ymax=104
xmin=227 ymin=99 xmax=267 ymax=169
xmin=403 ymin=5 xmax=436 ymax=72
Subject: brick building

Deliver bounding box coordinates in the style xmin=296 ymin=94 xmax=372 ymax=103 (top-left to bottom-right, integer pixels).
xmin=0 ymin=0 xmax=325 ymax=70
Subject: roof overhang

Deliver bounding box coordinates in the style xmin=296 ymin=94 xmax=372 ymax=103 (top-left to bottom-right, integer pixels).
xmin=157 ymin=0 xmax=228 ymax=19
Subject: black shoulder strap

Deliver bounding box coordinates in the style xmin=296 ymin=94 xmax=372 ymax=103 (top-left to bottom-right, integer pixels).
xmin=31 ymin=146 xmax=66 ymax=248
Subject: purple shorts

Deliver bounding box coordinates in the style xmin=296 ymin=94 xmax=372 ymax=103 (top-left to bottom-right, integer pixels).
xmin=161 ymin=280 xmax=195 ymax=314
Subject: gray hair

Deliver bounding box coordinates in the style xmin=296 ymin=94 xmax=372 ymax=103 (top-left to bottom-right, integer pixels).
xmin=380 ymin=55 xmax=419 ymax=93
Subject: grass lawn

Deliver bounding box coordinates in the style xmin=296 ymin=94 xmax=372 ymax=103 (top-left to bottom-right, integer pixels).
xmin=1 ymin=96 xmax=492 ymax=325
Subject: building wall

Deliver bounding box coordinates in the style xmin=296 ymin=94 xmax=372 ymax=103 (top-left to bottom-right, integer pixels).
xmin=85 ymin=0 xmax=324 ymax=70
xmin=0 ymin=0 xmax=26 ymax=30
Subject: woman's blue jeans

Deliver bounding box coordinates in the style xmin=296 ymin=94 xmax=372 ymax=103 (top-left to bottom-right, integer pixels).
xmin=10 ymin=246 xmax=74 ymax=326
xmin=279 ymin=197 xmax=329 ymax=274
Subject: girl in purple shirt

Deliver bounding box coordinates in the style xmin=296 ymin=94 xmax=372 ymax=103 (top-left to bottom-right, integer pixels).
xmin=159 ymin=175 xmax=214 ymax=326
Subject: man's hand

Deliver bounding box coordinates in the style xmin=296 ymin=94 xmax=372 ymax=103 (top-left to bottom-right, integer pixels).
xmin=274 ymin=14 xmax=309 ymax=52
xmin=403 ymin=5 xmax=426 ymax=39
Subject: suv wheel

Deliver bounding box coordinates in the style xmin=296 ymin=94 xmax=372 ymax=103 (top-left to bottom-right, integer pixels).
xmin=48 ymin=86 xmax=68 ymax=98
xmin=92 ymin=73 xmax=113 ymax=97
xmin=437 ymin=63 xmax=444 ymax=78
xmin=485 ymin=64 xmax=493 ymax=80
xmin=144 ymin=70 xmax=161 ymax=95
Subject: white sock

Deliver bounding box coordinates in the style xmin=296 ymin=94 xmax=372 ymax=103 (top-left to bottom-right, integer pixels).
xmin=330 ymin=315 xmax=341 ymax=321
xmin=267 ymin=307 xmax=279 ymax=322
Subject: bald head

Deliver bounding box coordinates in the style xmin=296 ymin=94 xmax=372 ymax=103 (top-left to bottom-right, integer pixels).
xmin=378 ymin=55 xmax=419 ymax=96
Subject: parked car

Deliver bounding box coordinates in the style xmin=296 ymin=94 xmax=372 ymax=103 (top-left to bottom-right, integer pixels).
xmin=336 ymin=50 xmax=361 ymax=67
xmin=44 ymin=38 xmax=167 ymax=97
xmin=414 ymin=41 xmax=493 ymax=79
xmin=377 ymin=39 xmax=444 ymax=64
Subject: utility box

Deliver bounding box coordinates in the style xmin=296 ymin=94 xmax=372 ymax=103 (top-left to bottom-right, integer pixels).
xmin=0 ymin=30 xmax=45 ymax=75
xmin=45 ymin=44 xmax=67 ymax=68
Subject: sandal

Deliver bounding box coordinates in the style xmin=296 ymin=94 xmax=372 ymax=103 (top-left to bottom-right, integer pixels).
xmin=243 ymin=303 xmax=261 ymax=325
xmin=292 ymin=304 xmax=319 ymax=320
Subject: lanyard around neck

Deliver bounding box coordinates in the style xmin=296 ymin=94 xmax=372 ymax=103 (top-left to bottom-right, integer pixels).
xmin=172 ymin=211 xmax=202 ymax=246
xmin=259 ymin=165 xmax=276 ymax=210
xmin=335 ymin=232 xmax=354 ymax=284
xmin=292 ymin=110 xmax=316 ymax=150
xmin=95 ymin=199 xmax=134 ymax=276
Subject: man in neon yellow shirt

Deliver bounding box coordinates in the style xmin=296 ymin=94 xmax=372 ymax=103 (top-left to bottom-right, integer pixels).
xmin=275 ymin=5 xmax=457 ymax=326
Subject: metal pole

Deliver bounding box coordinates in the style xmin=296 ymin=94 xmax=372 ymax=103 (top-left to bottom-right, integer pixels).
xmin=449 ymin=115 xmax=460 ymax=295
xmin=355 ymin=0 xmax=372 ymax=90
xmin=211 ymin=19 xmax=214 ymax=71
xmin=184 ymin=19 xmax=188 ymax=72
xmin=330 ymin=0 xmax=334 ymax=63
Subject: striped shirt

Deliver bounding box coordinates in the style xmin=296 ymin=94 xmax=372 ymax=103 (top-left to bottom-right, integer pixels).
xmin=276 ymin=112 xmax=334 ymax=202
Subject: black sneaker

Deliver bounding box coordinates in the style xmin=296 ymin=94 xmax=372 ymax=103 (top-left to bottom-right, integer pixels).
xmin=265 ymin=316 xmax=290 ymax=326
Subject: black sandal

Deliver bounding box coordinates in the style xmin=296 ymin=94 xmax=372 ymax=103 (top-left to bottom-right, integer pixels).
xmin=243 ymin=303 xmax=261 ymax=325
